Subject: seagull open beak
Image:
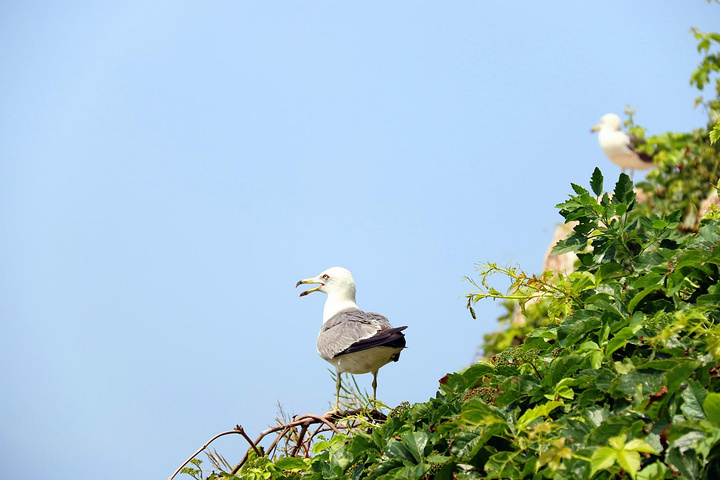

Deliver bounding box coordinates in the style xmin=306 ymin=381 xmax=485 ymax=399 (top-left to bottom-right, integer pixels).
xmin=590 ymin=124 xmax=601 ymax=133
xmin=296 ymin=277 xmax=324 ymax=297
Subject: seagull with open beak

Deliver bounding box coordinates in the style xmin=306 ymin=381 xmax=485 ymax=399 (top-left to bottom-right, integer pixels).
xmin=296 ymin=267 xmax=407 ymax=412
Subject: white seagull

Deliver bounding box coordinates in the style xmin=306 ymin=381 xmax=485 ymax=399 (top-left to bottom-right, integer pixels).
xmin=296 ymin=267 xmax=407 ymax=412
xmin=591 ymin=113 xmax=654 ymax=179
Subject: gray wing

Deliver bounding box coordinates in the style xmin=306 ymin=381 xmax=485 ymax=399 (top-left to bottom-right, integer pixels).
xmin=317 ymin=308 xmax=405 ymax=361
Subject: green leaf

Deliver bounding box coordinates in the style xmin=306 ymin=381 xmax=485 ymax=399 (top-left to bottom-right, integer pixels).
xmin=400 ymin=432 xmax=428 ymax=464
xmin=681 ymin=381 xmax=708 ymax=420
xmin=616 ymin=449 xmax=641 ymax=480
xmin=557 ymin=312 xmax=602 ymax=347
xmin=604 ymin=327 xmax=637 ymax=358
xmin=613 ymin=173 xmax=635 ymax=205
xmin=394 ymin=463 xmax=431 ymax=480
xmin=609 ymin=433 xmax=627 ymax=450
xmin=591 ymin=167 xmax=604 ymax=196
xmin=697 ymin=293 xmax=720 ymax=305
xmin=667 ymin=446 xmax=700 ymax=479
xmin=426 ymin=454 xmax=451 ymax=464
xmin=450 ymin=430 xmax=486 ymax=459
xmin=552 ymin=234 xmax=588 ymax=255
xmin=590 ymin=446 xmax=618 ymax=475
xmin=591 ymin=415 xmax=637 ymax=443
xmin=596 ymin=262 xmax=625 ymax=283
xmin=651 ymin=218 xmax=669 ymax=230
xmin=571 ymin=183 xmax=589 ymax=196
xmin=704 ymin=393 xmax=720 ymax=427
xmin=577 ymin=340 xmax=603 ymax=369
xmin=517 ymin=400 xmax=564 ymax=430
xmin=628 ymin=284 xmax=663 ymax=313
xmin=664 ymin=360 xmax=701 ymax=396
xmin=637 ymin=461 xmax=670 ymax=480
xmin=386 ymin=439 xmax=417 ymax=465
xmin=274 ymin=457 xmax=309 ymax=471
xmin=710 ymin=122 xmax=720 ymax=145
xmin=550 ymin=354 xmax=583 ymax=385
xmin=460 ymin=397 xmax=507 ymax=428
xmin=484 ymin=451 xmax=522 ymax=479
xmin=625 ymin=439 xmax=658 ymax=454
xmin=312 ymin=439 xmax=330 ymax=453
xmin=462 ymin=362 xmax=494 ymax=385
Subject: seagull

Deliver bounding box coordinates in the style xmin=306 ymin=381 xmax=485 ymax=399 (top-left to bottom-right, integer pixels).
xmin=591 ymin=113 xmax=654 ymax=179
xmin=296 ymin=267 xmax=407 ymax=412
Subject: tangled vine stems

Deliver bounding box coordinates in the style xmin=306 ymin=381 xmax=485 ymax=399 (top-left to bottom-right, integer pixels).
xmin=168 ymin=425 xmax=260 ymax=480
xmin=464 ymin=262 xmax=583 ymax=320
xmin=168 ymin=408 xmax=389 ymax=480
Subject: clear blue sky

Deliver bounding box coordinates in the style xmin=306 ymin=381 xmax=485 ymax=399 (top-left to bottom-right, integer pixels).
xmin=1 ymin=2 xmax=716 ymax=479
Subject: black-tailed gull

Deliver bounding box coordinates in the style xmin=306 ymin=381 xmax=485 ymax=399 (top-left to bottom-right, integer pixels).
xmin=591 ymin=113 xmax=654 ymax=178
xmin=296 ymin=267 xmax=407 ymax=411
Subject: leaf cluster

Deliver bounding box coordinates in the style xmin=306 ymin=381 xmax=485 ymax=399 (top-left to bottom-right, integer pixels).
xmin=629 ymin=29 xmax=720 ymax=230
xmin=185 ymin=166 xmax=720 ymax=480
xmin=459 ymin=169 xmax=720 ymax=479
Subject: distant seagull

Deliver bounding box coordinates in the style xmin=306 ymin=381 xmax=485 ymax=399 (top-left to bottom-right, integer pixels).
xmin=296 ymin=267 xmax=407 ymax=412
xmin=591 ymin=113 xmax=654 ymax=179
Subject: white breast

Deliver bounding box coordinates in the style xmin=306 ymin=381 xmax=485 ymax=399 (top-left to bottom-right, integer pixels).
xmin=325 ymin=346 xmax=403 ymax=374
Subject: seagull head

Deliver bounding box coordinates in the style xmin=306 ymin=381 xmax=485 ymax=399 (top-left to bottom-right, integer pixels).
xmin=591 ymin=113 xmax=622 ymax=133
xmin=296 ymin=267 xmax=356 ymax=298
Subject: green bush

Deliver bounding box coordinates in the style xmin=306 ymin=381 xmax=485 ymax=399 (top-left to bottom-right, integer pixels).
xmin=206 ymin=169 xmax=720 ymax=479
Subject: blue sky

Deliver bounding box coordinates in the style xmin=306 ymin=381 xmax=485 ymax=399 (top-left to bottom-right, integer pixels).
xmin=1 ymin=2 xmax=717 ymax=479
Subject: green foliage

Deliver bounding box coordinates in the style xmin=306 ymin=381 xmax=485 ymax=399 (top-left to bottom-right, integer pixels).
xmin=461 ymin=170 xmax=720 ymax=479
xmin=710 ymin=119 xmax=720 ymax=145
xmin=185 ymin=167 xmax=720 ymax=480
xmin=181 ymin=459 xmax=205 ymax=480
xmin=590 ymin=434 xmax=657 ymax=480
xmin=634 ymin=126 xmax=719 ymax=231
xmin=629 ymin=28 xmax=720 ymax=230
xmin=690 ymin=28 xmax=720 ymax=116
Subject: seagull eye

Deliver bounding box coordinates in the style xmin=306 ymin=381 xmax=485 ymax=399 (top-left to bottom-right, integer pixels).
xmin=321 ymin=274 xmax=329 ymax=281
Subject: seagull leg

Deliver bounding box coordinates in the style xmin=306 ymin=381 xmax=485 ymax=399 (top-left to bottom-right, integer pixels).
xmin=372 ymin=370 xmax=378 ymax=400
xmin=334 ymin=371 xmax=342 ymax=412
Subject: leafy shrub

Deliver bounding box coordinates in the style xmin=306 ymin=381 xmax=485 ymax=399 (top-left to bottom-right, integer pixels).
xmin=632 ymin=28 xmax=720 ymax=230
xmin=189 ymin=168 xmax=720 ymax=480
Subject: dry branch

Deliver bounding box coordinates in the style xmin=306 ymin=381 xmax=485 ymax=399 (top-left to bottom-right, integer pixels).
xmin=168 ymin=425 xmax=260 ymax=480
xmin=170 ymin=409 xmax=386 ymax=480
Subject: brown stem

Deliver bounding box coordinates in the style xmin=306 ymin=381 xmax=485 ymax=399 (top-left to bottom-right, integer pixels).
xmin=176 ymin=410 xmax=381 ymax=477
xmin=529 ymin=361 xmax=543 ymax=380
xmin=289 ymin=423 xmax=310 ymax=457
xmin=264 ymin=426 xmax=291 ymax=459
xmin=229 ymin=414 xmax=341 ymax=474
xmin=168 ymin=426 xmax=258 ymax=480
xmin=295 ymin=414 xmax=341 ymax=434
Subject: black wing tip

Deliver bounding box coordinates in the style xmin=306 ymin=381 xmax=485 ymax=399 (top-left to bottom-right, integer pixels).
xmin=339 ymin=327 xmax=407 ymax=355
xmin=628 ymin=135 xmax=654 ymax=163
xmin=637 ymin=151 xmax=654 ymax=163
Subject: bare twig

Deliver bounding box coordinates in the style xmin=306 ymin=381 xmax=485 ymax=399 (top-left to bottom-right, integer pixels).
xmin=264 ymin=426 xmax=290 ymax=459
xmin=289 ymin=423 xmax=310 ymax=457
xmin=168 ymin=425 xmax=259 ymax=480
xmin=172 ymin=409 xmax=382 ymax=479
xmin=295 ymin=414 xmax=342 ymax=434
xmin=234 ymin=425 xmax=262 ymax=457
xmin=228 ymin=413 xmax=347 ymax=474
xmin=230 ymin=423 xmax=296 ymax=475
